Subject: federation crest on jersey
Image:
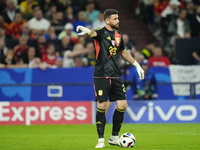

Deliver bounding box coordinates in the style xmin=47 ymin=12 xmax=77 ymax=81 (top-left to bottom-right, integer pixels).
xmin=115 ymin=31 xmax=121 ymax=46
xmin=98 ymin=90 xmax=103 ymax=96
xmin=115 ymin=37 xmax=120 ymax=46
xmin=111 ymin=40 xmax=115 ymax=46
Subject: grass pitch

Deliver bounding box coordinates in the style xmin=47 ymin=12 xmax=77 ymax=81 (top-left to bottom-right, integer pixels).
xmin=0 ymin=124 xmax=200 ymax=150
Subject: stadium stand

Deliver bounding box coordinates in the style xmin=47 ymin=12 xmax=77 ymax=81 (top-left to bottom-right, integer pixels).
xmin=1 ymin=0 xmax=200 ymax=68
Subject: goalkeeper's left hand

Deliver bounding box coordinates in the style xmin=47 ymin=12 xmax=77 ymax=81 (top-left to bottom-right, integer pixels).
xmin=76 ymin=25 xmax=91 ymax=36
xmin=132 ymin=60 xmax=144 ymax=80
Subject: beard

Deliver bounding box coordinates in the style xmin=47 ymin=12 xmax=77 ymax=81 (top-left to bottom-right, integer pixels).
xmin=110 ymin=23 xmax=119 ymax=30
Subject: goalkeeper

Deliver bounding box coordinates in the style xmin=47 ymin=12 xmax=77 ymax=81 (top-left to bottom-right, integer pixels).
xmin=76 ymin=9 xmax=144 ymax=148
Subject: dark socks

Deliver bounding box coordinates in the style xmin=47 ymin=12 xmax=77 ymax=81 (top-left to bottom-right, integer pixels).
xmin=112 ymin=107 xmax=125 ymax=136
xmin=96 ymin=108 xmax=106 ymax=138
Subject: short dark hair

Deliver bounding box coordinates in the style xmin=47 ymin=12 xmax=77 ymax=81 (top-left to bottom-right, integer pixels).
xmin=14 ymin=12 xmax=22 ymax=17
xmin=103 ymin=9 xmax=118 ymax=20
xmin=178 ymin=8 xmax=186 ymax=14
xmin=32 ymin=4 xmax=39 ymax=10
xmin=146 ymin=40 xmax=154 ymax=45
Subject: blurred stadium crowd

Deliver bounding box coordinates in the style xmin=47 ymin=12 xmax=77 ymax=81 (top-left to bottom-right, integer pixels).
xmin=134 ymin=0 xmax=200 ymax=64
xmin=0 ymin=0 xmax=104 ymax=69
xmin=0 ymin=0 xmax=200 ymax=70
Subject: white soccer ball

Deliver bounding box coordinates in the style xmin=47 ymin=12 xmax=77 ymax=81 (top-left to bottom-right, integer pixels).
xmin=119 ymin=133 xmax=136 ymax=148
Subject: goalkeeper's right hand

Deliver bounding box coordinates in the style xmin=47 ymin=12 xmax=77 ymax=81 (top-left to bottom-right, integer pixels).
xmin=76 ymin=26 xmax=91 ymax=36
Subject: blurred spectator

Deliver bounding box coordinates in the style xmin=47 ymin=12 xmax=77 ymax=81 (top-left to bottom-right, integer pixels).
xmin=0 ymin=63 xmax=5 ymax=68
xmin=192 ymin=47 xmax=200 ymax=64
xmin=122 ymin=34 xmax=133 ymax=52
xmin=73 ymin=11 xmax=90 ymax=32
xmin=42 ymin=44 xmax=57 ymax=66
xmin=161 ymin=0 xmax=180 ymax=36
xmin=152 ymin=0 xmax=169 ymax=34
xmin=13 ymin=36 xmax=29 ymax=59
xmin=57 ymin=35 xmax=73 ymax=56
xmin=55 ymin=56 xmax=63 ymax=68
xmin=84 ymin=2 xmax=100 ymax=24
xmin=87 ymin=24 xmax=93 ymax=29
xmin=39 ymin=0 xmax=55 ymax=18
xmin=86 ymin=24 xmax=92 ymax=29
xmin=141 ymin=41 xmax=155 ymax=59
xmin=80 ymin=0 xmax=100 ymax=11
xmin=186 ymin=0 xmax=195 ymax=23
xmin=8 ymin=57 xmax=28 ymax=68
xmin=29 ymin=57 xmax=41 ymax=68
xmin=58 ymin=23 xmax=78 ymax=43
xmin=32 ymin=4 xmax=40 ymax=15
xmin=143 ymin=0 xmax=156 ymax=25
xmin=0 ymin=0 xmax=7 ymax=14
xmin=45 ymin=4 xmax=57 ymax=21
xmin=84 ymin=42 xmax=95 ymax=66
xmin=63 ymin=44 xmax=86 ymax=68
xmin=132 ymin=59 xmax=158 ymax=100
xmin=21 ymin=46 xmax=39 ymax=66
xmin=0 ymin=26 xmax=12 ymax=40
xmin=134 ymin=51 xmax=144 ymax=65
xmin=154 ymin=0 xmax=169 ymax=17
xmin=92 ymin=12 xmax=105 ymax=30
xmin=119 ymin=34 xmax=135 ymax=68
xmin=1 ymin=48 xmax=16 ymax=66
xmin=31 ymin=4 xmax=41 ymax=20
xmin=169 ymin=8 xmax=191 ymax=36
xmin=3 ymin=0 xmax=19 ymax=24
xmin=193 ymin=0 xmax=200 ymax=5
xmin=190 ymin=5 xmax=200 ymax=37
xmin=63 ymin=50 xmax=74 ymax=67
xmin=65 ymin=6 xmax=77 ymax=24
xmin=184 ymin=30 xmax=191 ymax=38
xmin=0 ymin=15 xmax=11 ymax=36
xmin=57 ymin=0 xmax=71 ymax=12
xmin=37 ymin=34 xmax=48 ymax=57
xmin=77 ymin=36 xmax=87 ymax=47
xmin=180 ymin=0 xmax=187 ymax=8
xmin=9 ymin=13 xmax=26 ymax=38
xmin=44 ymin=26 xmax=58 ymax=40
xmin=161 ymin=0 xmax=180 ymax=17
xmin=28 ymin=9 xmax=50 ymax=36
xmin=20 ymin=0 xmax=38 ymax=20
xmin=168 ymin=9 xmax=191 ymax=45
xmin=15 ymin=23 xmax=36 ymax=39
xmin=74 ymin=55 xmax=84 ymax=67
xmin=0 ymin=39 xmax=7 ymax=61
xmin=51 ymin=11 xmax=65 ymax=35
xmin=149 ymin=46 xmax=171 ymax=67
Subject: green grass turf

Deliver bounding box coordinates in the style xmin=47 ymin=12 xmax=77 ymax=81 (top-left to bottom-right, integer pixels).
xmin=0 ymin=124 xmax=200 ymax=150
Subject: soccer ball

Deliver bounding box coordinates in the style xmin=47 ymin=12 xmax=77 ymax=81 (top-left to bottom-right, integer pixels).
xmin=119 ymin=133 xmax=136 ymax=148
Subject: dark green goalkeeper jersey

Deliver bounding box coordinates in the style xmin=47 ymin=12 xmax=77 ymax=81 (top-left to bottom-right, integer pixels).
xmin=92 ymin=27 xmax=125 ymax=78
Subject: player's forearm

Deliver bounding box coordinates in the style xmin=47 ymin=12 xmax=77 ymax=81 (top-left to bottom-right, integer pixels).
xmin=119 ymin=49 xmax=135 ymax=64
xmin=86 ymin=29 xmax=97 ymax=38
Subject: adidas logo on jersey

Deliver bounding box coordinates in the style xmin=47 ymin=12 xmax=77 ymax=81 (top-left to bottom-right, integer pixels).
xmin=107 ymin=36 xmax=111 ymax=40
